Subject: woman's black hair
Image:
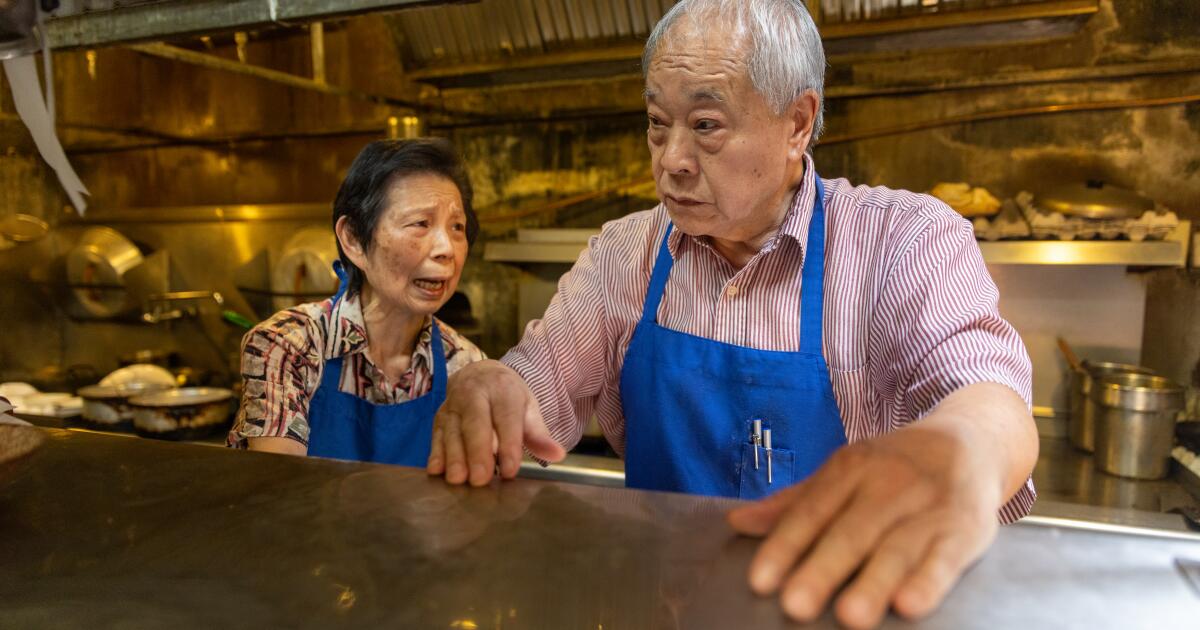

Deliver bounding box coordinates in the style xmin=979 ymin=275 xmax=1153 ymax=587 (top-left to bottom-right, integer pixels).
xmin=332 ymin=137 xmax=478 ymax=295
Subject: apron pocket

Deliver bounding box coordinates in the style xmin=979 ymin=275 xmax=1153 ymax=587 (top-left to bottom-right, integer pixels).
xmin=738 ymin=442 xmax=794 ymax=500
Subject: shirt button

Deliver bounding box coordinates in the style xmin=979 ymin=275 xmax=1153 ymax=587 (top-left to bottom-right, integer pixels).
xmin=726 ymin=285 xmax=739 ymax=298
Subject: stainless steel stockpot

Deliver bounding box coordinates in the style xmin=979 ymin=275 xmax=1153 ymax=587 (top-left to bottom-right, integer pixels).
xmin=1091 ymin=373 xmax=1185 ymax=480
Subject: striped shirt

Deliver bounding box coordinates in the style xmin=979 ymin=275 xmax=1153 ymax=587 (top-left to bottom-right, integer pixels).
xmin=501 ymin=156 xmax=1035 ymax=523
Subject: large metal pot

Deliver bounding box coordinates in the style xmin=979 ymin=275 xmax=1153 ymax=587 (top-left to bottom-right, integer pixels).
xmin=77 ymin=382 xmax=174 ymax=431
xmin=270 ymin=227 xmax=339 ymax=311
xmin=129 ymin=387 xmax=234 ymax=441
xmin=1091 ymin=373 xmax=1185 ymax=480
xmin=1068 ymin=361 xmax=1154 ymax=452
xmin=66 ymin=227 xmax=144 ymax=318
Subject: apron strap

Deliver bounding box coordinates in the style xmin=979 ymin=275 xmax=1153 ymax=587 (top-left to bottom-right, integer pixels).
xmin=639 ymin=176 xmax=827 ymax=354
xmin=638 ymin=222 xmax=676 ymax=324
xmin=639 ymin=222 xmax=676 ymax=325
xmin=799 ymin=177 xmax=827 ymax=356
xmin=331 ymin=260 xmax=350 ymax=305
xmin=428 ymin=319 xmax=448 ymax=400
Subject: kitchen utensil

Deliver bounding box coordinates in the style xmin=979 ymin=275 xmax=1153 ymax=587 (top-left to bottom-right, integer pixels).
xmin=17 ymin=392 xmax=82 ymax=418
xmin=1036 ymin=180 xmax=1155 ymax=220
xmin=1091 ymin=373 xmax=1185 ymax=480
xmin=271 ymin=227 xmax=339 ymax=311
xmin=1069 ymin=361 xmax=1155 ymax=452
xmin=0 ymin=213 xmax=48 ymax=249
xmin=1056 ymin=337 xmax=1083 ymax=373
xmin=100 ymin=364 xmax=177 ymax=388
xmin=0 ymin=425 xmax=44 ymax=482
xmin=129 ymin=387 xmax=233 ymax=441
xmin=77 ymin=382 xmax=174 ymax=431
xmin=221 ymin=309 xmax=255 ymax=330
xmin=66 ymin=227 xmax=144 ymax=318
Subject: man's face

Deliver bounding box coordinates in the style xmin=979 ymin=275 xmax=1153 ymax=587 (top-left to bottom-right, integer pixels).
xmin=645 ymin=23 xmax=811 ymax=245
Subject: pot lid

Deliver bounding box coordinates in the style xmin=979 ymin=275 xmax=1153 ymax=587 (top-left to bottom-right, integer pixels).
xmin=78 ymin=382 xmax=174 ymax=399
xmin=1036 ymin=180 xmax=1154 ymax=220
xmin=129 ymin=387 xmax=232 ymax=407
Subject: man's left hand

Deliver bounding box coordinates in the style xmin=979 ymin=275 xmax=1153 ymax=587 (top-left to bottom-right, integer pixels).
xmin=727 ymin=383 xmax=1036 ymax=629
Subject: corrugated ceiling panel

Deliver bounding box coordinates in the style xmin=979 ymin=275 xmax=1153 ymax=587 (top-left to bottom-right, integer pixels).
xmin=398 ymin=0 xmax=673 ymax=67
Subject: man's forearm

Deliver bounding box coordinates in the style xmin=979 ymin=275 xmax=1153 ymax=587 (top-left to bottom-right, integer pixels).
xmin=913 ymin=381 xmax=1039 ymax=508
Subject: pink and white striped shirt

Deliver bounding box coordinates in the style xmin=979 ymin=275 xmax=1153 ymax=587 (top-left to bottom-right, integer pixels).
xmin=502 ymin=156 xmax=1035 ymax=522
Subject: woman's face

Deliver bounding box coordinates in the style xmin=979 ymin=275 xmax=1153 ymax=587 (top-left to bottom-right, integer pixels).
xmin=342 ymin=172 xmax=469 ymax=317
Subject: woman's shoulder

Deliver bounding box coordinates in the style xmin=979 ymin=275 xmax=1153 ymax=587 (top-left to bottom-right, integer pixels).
xmin=431 ymin=318 xmax=487 ymax=372
xmin=242 ymin=300 xmax=332 ymax=358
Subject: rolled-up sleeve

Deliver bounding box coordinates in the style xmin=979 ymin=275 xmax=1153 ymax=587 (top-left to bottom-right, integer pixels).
xmin=228 ymin=326 xmax=319 ymax=449
xmin=872 ymin=207 xmax=1036 ymax=522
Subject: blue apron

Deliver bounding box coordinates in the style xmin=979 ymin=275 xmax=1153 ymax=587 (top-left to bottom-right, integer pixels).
xmin=620 ymin=177 xmax=847 ymax=499
xmin=306 ymin=263 xmax=446 ymax=466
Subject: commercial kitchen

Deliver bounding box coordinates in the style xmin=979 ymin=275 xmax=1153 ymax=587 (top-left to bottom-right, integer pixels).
xmin=1 ymin=1 xmax=1199 ymax=628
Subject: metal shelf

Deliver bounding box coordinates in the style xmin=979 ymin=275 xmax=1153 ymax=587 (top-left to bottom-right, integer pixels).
xmin=979 ymin=221 xmax=1191 ymax=267
xmin=486 ymin=222 xmax=1193 ymax=268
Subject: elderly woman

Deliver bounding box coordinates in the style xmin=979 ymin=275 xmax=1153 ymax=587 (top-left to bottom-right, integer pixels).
xmin=228 ymin=138 xmax=485 ymax=465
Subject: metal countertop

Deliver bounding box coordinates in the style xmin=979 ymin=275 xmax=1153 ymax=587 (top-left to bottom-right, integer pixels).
xmin=1 ymin=429 xmax=1198 ymax=629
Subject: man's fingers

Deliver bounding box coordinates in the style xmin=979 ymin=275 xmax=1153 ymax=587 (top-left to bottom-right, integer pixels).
xmin=522 ymin=399 xmax=565 ymax=462
xmin=441 ymin=413 xmax=469 ymax=485
xmin=490 ymin=386 xmax=528 ymax=479
xmin=893 ymin=528 xmax=989 ymax=620
xmin=833 ymin=518 xmax=938 ymax=630
xmin=461 ymin=410 xmax=498 ymax=487
xmin=744 ymin=453 xmax=863 ymax=596
xmin=726 ymin=480 xmax=809 ymax=537
xmin=778 ymin=464 xmax=938 ymax=622
xmin=426 ymin=420 xmax=446 ymax=475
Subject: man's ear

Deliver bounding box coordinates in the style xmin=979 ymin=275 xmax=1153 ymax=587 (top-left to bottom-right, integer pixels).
xmin=786 ymin=89 xmax=820 ymax=161
xmin=334 ymin=216 xmax=369 ymax=270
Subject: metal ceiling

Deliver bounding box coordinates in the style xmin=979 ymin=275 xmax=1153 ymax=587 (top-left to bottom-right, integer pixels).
xmin=393 ymin=0 xmax=674 ymax=69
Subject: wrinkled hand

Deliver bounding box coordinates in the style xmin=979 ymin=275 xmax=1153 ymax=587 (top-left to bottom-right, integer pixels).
xmin=426 ymin=360 xmax=566 ymax=486
xmin=727 ymin=424 xmax=1003 ymax=629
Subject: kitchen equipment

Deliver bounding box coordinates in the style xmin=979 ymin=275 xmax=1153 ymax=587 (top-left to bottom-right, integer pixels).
xmin=1037 ymin=181 xmax=1155 ymax=220
xmin=0 ymin=0 xmax=38 ymax=60
xmin=77 ymin=382 xmax=174 ymax=431
xmin=15 ymin=392 xmax=82 ymax=418
xmin=1069 ymin=360 xmax=1155 ymax=452
xmin=100 ymin=363 xmax=177 ymax=388
xmin=66 ymin=227 xmax=144 ymax=318
xmin=0 ymin=213 xmax=48 ymax=250
xmin=1056 ymin=336 xmax=1083 ymax=373
xmin=1091 ymin=373 xmax=1185 ymax=480
xmin=271 ymin=227 xmax=339 ymax=311
xmin=129 ymin=387 xmax=233 ymax=441
xmin=1016 ymin=189 xmax=1178 ymax=242
xmin=0 ymin=425 xmax=44 ymax=482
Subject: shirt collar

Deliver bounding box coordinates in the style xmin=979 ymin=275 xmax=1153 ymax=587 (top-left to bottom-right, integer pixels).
xmin=323 ymin=292 xmax=434 ymax=368
xmin=666 ymin=153 xmax=818 ymax=261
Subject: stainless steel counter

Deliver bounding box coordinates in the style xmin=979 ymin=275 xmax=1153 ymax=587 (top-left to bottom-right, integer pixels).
xmin=2 ymin=429 xmax=1199 ymax=628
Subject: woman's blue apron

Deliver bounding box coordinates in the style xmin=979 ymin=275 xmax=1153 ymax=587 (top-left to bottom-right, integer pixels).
xmin=306 ymin=263 xmax=446 ymax=466
xmin=619 ymin=177 xmax=847 ymax=499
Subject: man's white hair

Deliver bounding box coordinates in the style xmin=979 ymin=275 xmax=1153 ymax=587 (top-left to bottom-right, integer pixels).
xmin=642 ymin=0 xmax=827 ymax=147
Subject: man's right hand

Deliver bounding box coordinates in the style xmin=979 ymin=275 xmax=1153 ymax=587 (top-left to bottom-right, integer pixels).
xmin=426 ymin=359 xmax=566 ymax=486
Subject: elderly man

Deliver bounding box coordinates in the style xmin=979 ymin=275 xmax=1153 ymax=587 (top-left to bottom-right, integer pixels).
xmin=427 ymin=0 xmax=1038 ymax=627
